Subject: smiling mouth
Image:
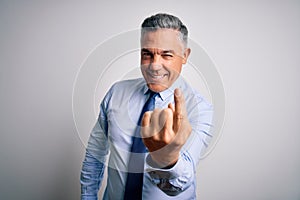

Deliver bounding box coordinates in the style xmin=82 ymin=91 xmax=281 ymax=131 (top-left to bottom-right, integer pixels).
xmin=148 ymin=73 xmax=167 ymax=81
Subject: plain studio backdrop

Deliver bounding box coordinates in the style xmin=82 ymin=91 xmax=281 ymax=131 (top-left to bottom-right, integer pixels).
xmin=0 ymin=1 xmax=299 ymax=200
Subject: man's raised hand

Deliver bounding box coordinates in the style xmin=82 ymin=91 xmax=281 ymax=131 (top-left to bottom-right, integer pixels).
xmin=141 ymin=88 xmax=192 ymax=168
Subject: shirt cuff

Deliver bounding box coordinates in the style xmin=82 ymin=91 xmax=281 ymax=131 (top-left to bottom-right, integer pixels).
xmin=145 ymin=152 xmax=194 ymax=196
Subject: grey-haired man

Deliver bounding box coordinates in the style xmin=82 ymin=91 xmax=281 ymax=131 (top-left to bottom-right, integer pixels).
xmin=81 ymin=13 xmax=213 ymax=200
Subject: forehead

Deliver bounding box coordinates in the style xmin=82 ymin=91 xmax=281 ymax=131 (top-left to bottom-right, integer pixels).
xmin=141 ymin=29 xmax=183 ymax=53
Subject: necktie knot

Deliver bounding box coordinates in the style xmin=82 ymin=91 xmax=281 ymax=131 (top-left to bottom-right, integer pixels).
xmin=149 ymin=90 xmax=158 ymax=99
xmin=141 ymin=90 xmax=158 ymax=115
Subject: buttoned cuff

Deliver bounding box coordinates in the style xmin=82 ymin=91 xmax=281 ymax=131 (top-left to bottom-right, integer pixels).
xmin=145 ymin=152 xmax=194 ymax=196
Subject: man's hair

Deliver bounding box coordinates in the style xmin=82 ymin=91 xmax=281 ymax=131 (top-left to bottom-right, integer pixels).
xmin=141 ymin=13 xmax=188 ymax=48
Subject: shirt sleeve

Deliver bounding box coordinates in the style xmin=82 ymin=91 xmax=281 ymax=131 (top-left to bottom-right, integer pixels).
xmin=145 ymin=93 xmax=214 ymax=196
xmin=80 ymin=91 xmax=111 ymax=200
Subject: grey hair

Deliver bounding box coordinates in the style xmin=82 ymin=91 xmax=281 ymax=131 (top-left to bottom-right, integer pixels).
xmin=141 ymin=13 xmax=188 ymax=48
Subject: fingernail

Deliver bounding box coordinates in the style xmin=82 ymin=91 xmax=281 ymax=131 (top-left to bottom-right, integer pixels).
xmin=175 ymin=88 xmax=181 ymax=97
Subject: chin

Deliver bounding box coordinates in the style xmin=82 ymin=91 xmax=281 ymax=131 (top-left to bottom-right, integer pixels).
xmin=148 ymin=83 xmax=168 ymax=93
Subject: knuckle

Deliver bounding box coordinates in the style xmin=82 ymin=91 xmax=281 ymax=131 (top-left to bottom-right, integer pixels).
xmin=162 ymin=109 xmax=169 ymax=114
xmin=143 ymin=112 xmax=150 ymax=119
xmin=162 ymin=129 xmax=173 ymax=143
xmin=153 ymin=108 xmax=161 ymax=113
xmin=143 ymin=111 xmax=152 ymax=120
xmin=162 ymin=128 xmax=169 ymax=136
xmin=161 ymin=108 xmax=173 ymax=119
xmin=165 ymin=108 xmax=173 ymax=115
xmin=175 ymin=113 xmax=184 ymax=119
xmin=161 ymin=108 xmax=170 ymax=118
xmin=163 ymin=135 xmax=171 ymax=144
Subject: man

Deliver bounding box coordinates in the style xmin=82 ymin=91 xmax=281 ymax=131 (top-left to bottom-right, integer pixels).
xmin=81 ymin=13 xmax=213 ymax=200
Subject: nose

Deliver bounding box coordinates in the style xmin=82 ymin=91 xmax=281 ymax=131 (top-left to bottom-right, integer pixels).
xmin=149 ymin=54 xmax=163 ymax=71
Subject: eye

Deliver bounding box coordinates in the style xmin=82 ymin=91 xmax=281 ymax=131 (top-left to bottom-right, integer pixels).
xmin=161 ymin=54 xmax=173 ymax=59
xmin=141 ymin=52 xmax=152 ymax=59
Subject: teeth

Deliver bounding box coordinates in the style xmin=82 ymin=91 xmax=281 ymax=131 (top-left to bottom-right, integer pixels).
xmin=152 ymin=75 xmax=164 ymax=79
xmin=150 ymin=74 xmax=164 ymax=79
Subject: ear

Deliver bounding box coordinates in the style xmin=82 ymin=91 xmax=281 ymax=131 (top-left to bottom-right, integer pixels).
xmin=182 ymin=48 xmax=191 ymax=64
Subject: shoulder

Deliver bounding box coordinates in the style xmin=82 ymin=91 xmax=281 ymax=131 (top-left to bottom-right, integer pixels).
xmin=103 ymin=78 xmax=146 ymax=103
xmin=111 ymin=78 xmax=145 ymax=91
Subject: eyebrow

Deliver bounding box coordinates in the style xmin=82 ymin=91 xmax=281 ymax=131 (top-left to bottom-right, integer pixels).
xmin=141 ymin=48 xmax=152 ymax=53
xmin=141 ymin=48 xmax=175 ymax=54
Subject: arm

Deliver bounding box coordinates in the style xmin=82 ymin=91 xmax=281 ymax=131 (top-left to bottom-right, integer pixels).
xmin=142 ymin=88 xmax=213 ymax=195
xmin=80 ymin=97 xmax=110 ymax=199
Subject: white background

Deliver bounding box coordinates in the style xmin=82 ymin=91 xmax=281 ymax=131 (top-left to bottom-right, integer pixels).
xmin=0 ymin=1 xmax=299 ymax=199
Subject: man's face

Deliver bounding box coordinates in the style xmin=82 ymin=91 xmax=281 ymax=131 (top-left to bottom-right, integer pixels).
xmin=140 ymin=29 xmax=190 ymax=92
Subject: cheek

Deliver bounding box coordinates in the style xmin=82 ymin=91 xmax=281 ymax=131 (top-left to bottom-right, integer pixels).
xmin=141 ymin=59 xmax=150 ymax=65
xmin=168 ymin=61 xmax=182 ymax=75
xmin=140 ymin=63 xmax=147 ymax=70
xmin=140 ymin=67 xmax=146 ymax=76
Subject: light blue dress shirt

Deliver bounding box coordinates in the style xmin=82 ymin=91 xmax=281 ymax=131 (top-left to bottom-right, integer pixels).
xmin=80 ymin=76 xmax=213 ymax=200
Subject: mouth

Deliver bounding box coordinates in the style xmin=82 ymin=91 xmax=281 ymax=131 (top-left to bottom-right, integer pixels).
xmin=149 ymin=74 xmax=166 ymax=80
xmin=147 ymin=73 xmax=168 ymax=82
